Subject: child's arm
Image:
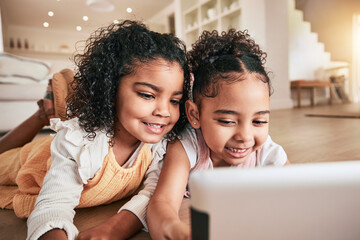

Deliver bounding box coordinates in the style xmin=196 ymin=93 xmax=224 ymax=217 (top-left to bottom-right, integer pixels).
xmin=0 ymin=109 xmax=48 ymax=154
xmin=148 ymin=139 xmax=191 ymax=240
xmin=27 ymin=128 xmax=85 ymax=239
xmin=38 ymin=229 xmax=67 ymax=240
xmin=76 ymin=210 xmax=143 ymax=239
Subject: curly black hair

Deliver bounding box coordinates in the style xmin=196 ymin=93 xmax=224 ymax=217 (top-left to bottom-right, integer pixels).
xmin=67 ymin=20 xmax=190 ymax=141
xmin=188 ymin=29 xmax=271 ymax=106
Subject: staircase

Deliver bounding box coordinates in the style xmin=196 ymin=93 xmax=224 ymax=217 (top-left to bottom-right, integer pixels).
xmin=288 ymin=0 xmax=348 ymax=81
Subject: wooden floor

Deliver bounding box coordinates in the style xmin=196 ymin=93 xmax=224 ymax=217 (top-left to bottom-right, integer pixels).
xmin=269 ymin=103 xmax=360 ymax=164
xmin=1 ymin=103 xmax=360 ymax=239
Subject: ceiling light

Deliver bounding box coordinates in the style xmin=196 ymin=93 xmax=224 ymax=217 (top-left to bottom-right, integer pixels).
xmin=126 ymin=7 xmax=132 ymax=13
xmin=83 ymin=16 xmax=89 ymax=21
xmin=48 ymin=11 xmax=54 ymax=17
xmin=43 ymin=22 xmax=49 ymax=28
xmin=113 ymin=20 xmax=119 ymax=24
xmin=86 ymin=0 xmax=114 ymax=12
xmin=76 ymin=26 xmax=82 ymax=31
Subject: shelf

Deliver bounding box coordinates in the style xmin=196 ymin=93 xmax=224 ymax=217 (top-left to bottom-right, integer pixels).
xmin=5 ymin=48 xmax=73 ymax=57
xmin=202 ymin=17 xmax=218 ymax=26
xmin=220 ymin=0 xmax=238 ymax=11
xmin=183 ymin=4 xmax=199 ymax=15
xmin=185 ymin=25 xmax=200 ymax=34
xmin=220 ymin=5 xmax=241 ymax=17
xmin=200 ymin=0 xmax=213 ymax=4
xmin=182 ymin=0 xmax=199 ymax=13
xmin=221 ymin=9 xmax=240 ymax=30
xmin=181 ymin=0 xmax=241 ymax=47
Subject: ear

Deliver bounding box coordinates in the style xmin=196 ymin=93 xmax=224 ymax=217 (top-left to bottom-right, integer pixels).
xmin=185 ymin=100 xmax=200 ymax=129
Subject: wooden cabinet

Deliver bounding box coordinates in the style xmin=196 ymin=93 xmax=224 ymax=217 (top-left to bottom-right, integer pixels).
xmin=179 ymin=0 xmax=241 ymax=48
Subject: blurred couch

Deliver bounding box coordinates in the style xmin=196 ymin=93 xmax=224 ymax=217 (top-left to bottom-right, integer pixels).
xmin=0 ymin=52 xmax=72 ymax=132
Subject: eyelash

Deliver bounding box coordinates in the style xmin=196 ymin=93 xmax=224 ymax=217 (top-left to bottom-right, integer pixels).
xmin=218 ymin=120 xmax=235 ymax=125
xmin=138 ymin=92 xmax=154 ymax=100
xmin=170 ymin=99 xmax=180 ymax=106
xmin=218 ymin=120 xmax=268 ymax=126
xmin=253 ymin=120 xmax=268 ymax=126
xmin=138 ymin=92 xmax=180 ymax=106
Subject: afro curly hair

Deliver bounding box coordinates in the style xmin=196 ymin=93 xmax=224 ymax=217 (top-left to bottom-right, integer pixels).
xmin=67 ymin=20 xmax=190 ymax=142
xmin=188 ymin=29 xmax=271 ymax=105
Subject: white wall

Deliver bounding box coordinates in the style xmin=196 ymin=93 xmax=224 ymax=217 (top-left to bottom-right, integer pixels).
xmin=265 ymin=0 xmax=292 ymax=109
xmin=0 ymin=8 xmax=3 ymax=52
xmin=147 ymin=2 xmax=175 ymax=33
xmin=239 ymin=0 xmax=266 ymax=48
xmin=241 ymin=0 xmax=292 ymax=109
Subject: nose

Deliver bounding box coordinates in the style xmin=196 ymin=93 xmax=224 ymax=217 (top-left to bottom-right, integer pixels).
xmin=233 ymin=124 xmax=253 ymax=143
xmin=153 ymin=99 xmax=170 ymax=118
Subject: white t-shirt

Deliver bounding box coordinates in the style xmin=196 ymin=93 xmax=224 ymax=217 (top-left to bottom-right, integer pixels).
xmin=27 ymin=118 xmax=167 ymax=240
xmin=178 ymin=125 xmax=287 ymax=170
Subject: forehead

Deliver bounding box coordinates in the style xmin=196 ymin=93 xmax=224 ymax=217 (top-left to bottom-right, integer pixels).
xmin=133 ymin=58 xmax=182 ymax=73
xmin=120 ymin=58 xmax=184 ymax=93
xmin=201 ymin=77 xmax=270 ymax=112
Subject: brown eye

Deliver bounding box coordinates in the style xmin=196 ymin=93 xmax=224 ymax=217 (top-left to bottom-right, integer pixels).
xmin=218 ymin=119 xmax=235 ymax=125
xmin=138 ymin=92 xmax=154 ymax=100
xmin=170 ymin=99 xmax=180 ymax=105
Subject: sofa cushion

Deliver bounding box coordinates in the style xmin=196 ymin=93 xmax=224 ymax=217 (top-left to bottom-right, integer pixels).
xmin=0 ymin=53 xmax=51 ymax=84
xmin=0 ymin=83 xmax=46 ymax=101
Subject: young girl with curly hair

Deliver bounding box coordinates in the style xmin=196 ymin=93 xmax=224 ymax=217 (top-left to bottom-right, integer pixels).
xmin=0 ymin=20 xmax=190 ymax=239
xmin=147 ymin=29 xmax=290 ymax=240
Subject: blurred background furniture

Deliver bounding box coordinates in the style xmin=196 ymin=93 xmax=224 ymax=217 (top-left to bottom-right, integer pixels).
xmin=0 ymin=52 xmax=70 ymax=133
xmin=290 ymin=79 xmax=332 ymax=107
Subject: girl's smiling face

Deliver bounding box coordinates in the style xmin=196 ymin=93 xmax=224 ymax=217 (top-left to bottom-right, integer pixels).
xmin=194 ymin=73 xmax=270 ymax=167
xmin=115 ymin=58 xmax=184 ymax=145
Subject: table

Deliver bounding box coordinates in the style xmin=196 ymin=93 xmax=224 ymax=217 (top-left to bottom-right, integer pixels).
xmin=290 ymin=80 xmax=332 ymax=108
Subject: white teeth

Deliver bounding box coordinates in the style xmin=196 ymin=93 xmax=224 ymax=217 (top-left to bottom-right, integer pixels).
xmin=227 ymin=147 xmax=247 ymax=153
xmin=145 ymin=123 xmax=162 ymax=128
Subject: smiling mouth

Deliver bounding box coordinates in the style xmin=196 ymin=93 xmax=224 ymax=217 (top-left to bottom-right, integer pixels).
xmin=143 ymin=122 xmax=168 ymax=134
xmin=225 ymin=147 xmax=248 ymax=153
xmin=144 ymin=122 xmax=165 ymax=128
xmin=224 ymin=146 xmax=251 ymax=158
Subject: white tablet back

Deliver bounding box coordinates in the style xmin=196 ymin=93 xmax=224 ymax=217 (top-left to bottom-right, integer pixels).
xmin=189 ymin=161 xmax=360 ymax=240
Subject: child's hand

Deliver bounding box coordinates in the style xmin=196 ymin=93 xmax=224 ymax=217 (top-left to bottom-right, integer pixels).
xmin=76 ymin=223 xmax=119 ymax=240
xmin=163 ymin=220 xmax=191 ymax=240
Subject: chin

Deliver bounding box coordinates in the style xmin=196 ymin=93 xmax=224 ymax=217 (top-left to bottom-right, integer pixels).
xmin=224 ymin=155 xmax=249 ymax=165
xmin=230 ymin=155 xmax=254 ymax=166
xmin=140 ymin=135 xmax=164 ymax=144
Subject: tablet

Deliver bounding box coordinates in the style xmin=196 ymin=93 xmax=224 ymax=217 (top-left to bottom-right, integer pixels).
xmin=189 ymin=160 xmax=360 ymax=240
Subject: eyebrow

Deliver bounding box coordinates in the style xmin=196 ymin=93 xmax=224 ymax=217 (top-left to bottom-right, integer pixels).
xmin=134 ymin=82 xmax=159 ymax=91
xmin=134 ymin=82 xmax=183 ymax=95
xmin=214 ymin=109 xmax=270 ymax=115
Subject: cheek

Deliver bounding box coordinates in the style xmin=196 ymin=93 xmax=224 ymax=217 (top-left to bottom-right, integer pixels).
xmin=254 ymin=127 xmax=269 ymax=148
xmin=169 ymin=106 xmax=180 ymax=123
xmin=117 ymin=99 xmax=145 ymax=121
xmin=201 ymin=124 xmax=230 ymax=149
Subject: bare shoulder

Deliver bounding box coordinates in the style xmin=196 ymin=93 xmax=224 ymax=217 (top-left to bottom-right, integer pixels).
xmin=165 ymin=139 xmax=189 ymax=167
